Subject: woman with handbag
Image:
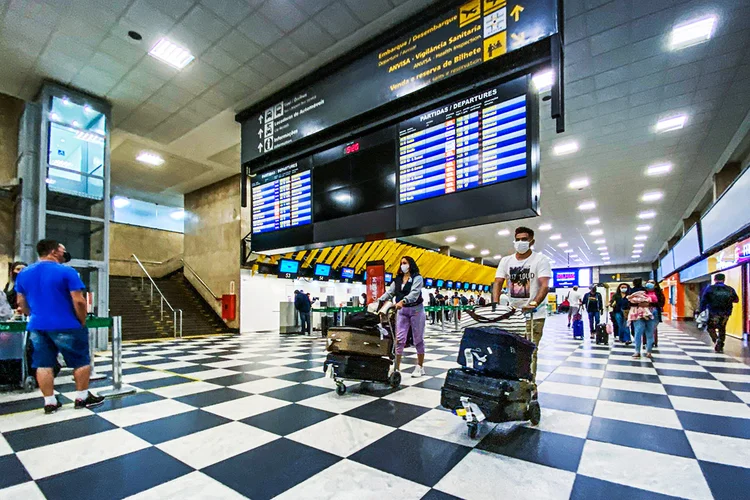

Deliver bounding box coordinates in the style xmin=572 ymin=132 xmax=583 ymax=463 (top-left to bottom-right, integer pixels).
xmin=627 ymin=278 xmax=659 ymax=358
xmin=609 ymin=283 xmax=631 ymax=344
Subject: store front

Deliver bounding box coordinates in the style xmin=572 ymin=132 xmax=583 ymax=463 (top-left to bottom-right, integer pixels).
xmin=705 ymin=236 xmax=750 ymax=339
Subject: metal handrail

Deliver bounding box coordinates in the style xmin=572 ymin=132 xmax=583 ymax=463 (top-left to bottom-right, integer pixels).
xmin=181 ymin=259 xmax=221 ymax=301
xmin=131 ymin=254 xmax=183 ymax=337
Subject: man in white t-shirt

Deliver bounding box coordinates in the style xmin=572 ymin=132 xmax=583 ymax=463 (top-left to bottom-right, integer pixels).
xmin=566 ymin=286 xmax=585 ymax=328
xmin=492 ymin=226 xmax=551 ymax=379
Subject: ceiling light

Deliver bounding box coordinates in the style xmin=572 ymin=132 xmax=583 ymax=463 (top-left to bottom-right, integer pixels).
xmin=632 ymin=249 xmax=642 ymax=254
xmin=669 ymin=16 xmax=717 ymax=50
xmin=45 ymin=178 xmax=56 ymax=185
xmin=594 ymin=239 xmax=606 ymax=244
xmin=148 ymin=37 xmax=195 ymax=69
xmin=635 ymin=235 xmax=648 ymax=241
xmin=646 ymin=163 xmax=673 ymax=176
xmin=600 ymin=252 xmax=609 ymax=256
xmin=75 ymin=131 xmax=105 ymax=144
xmin=480 ymin=249 xmax=490 ymax=256
xmin=493 ymin=255 xmax=502 ymax=260
xmin=641 ymin=191 xmax=664 ymax=202
xmin=532 ymin=70 xmax=554 ymax=92
xmin=564 ymin=249 xmax=573 ymax=253
xmin=445 ymin=236 xmax=457 ymax=243
xmin=71 ymin=120 xmax=80 ymax=128
xmin=638 ymin=210 xmax=657 ymax=219
xmin=634 ymin=243 xmax=645 ymax=248
xmin=585 ymin=218 xmax=600 ymax=225
xmin=136 ymin=152 xmax=165 ymax=166
xmin=61 ymin=97 xmax=71 ymax=106
xmin=590 ymin=229 xmax=604 ymax=236
xmin=465 ymin=244 xmax=475 ymax=250
xmin=577 ymin=200 xmax=596 ymax=211
xmin=656 ymin=115 xmax=687 ymax=133
xmin=602 ymin=257 xmax=610 ymax=261
xmin=557 ymin=242 xmax=568 ymax=248
xmin=50 ymin=159 xmax=73 ymax=169
xmin=49 ymin=112 xmax=61 ymax=122
xmin=549 ymin=234 xmax=562 ymax=240
xmin=568 ymin=178 xmax=589 ymax=190
xmin=538 ymin=223 xmax=552 ymax=231
xmin=553 ymin=141 xmax=579 ymax=156
xmin=636 ymin=225 xmax=651 ymax=231
xmin=333 ymin=192 xmax=352 ymax=203
xmin=570 ymin=254 xmax=579 ymax=258
xmin=468 ymin=257 xmax=475 ymax=262
xmin=170 ymin=209 xmax=185 ymax=220
xmin=83 ymin=105 xmax=95 ymax=115
xmin=497 ymin=229 xmax=510 ymax=236
xmin=112 ymin=197 xmax=130 ymax=209
xmin=597 ymin=246 xmax=607 ymax=251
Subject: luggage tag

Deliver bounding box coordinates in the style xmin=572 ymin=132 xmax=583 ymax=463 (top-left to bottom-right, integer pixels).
xmin=376 ymin=324 xmax=389 ymax=339
xmin=460 ymin=396 xmax=486 ymax=422
xmin=464 ymin=348 xmax=487 ymax=370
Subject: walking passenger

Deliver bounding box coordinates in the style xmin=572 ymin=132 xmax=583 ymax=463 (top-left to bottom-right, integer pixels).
xmin=378 ymin=256 xmax=426 ymax=377
xmin=294 ymin=290 xmax=312 ymax=335
xmin=609 ymin=283 xmax=631 ymax=344
xmin=650 ymin=280 xmax=665 ymax=348
xmin=581 ymin=284 xmax=603 ymax=338
xmin=4 ymin=261 xmax=27 ymax=311
xmin=627 ymin=278 xmax=658 ymax=359
xmin=699 ymin=273 xmax=739 ymax=353
xmin=566 ymin=285 xmax=584 ymax=328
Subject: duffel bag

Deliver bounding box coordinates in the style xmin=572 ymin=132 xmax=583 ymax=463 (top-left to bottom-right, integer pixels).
xmin=460 ymin=306 xmax=526 ymax=335
xmin=323 ymin=353 xmax=391 ymax=382
xmin=457 ymin=326 xmax=535 ymax=380
xmin=327 ymin=327 xmax=392 ymax=357
xmin=345 ymin=311 xmax=381 ymax=330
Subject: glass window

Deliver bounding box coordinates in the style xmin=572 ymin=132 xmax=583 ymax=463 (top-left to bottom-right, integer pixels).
xmin=49 ymin=96 xmax=105 ymax=135
xmin=46 ymin=215 xmax=105 ymax=261
xmin=112 ymin=197 xmax=184 ymax=233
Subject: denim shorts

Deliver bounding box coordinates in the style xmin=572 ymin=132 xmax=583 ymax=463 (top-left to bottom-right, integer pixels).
xmin=30 ymin=328 xmax=90 ymax=369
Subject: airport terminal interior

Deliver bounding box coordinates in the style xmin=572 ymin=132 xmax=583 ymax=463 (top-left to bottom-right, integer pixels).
xmin=0 ymin=0 xmax=749 ymax=498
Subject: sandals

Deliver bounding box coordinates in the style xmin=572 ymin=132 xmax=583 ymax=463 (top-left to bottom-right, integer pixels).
xmin=644 ymin=352 xmax=653 ymax=359
xmin=632 ymin=354 xmax=641 ymax=359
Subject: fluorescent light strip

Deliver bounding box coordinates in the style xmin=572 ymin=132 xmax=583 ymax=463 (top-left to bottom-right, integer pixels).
xmin=136 ymin=152 xmax=165 ymax=166
xmin=656 ymin=115 xmax=687 ymax=133
xmin=148 ymin=38 xmax=195 ymax=69
xmin=646 ymin=163 xmax=672 ymax=176
xmin=553 ymin=141 xmax=579 ymax=156
xmin=578 ymin=201 xmax=596 ymax=211
xmin=568 ymin=178 xmax=589 ymax=189
xmin=670 ymin=16 xmax=717 ymax=50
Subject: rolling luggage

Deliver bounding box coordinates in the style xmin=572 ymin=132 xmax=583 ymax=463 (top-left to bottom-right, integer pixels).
xmin=572 ymin=319 xmax=584 ymax=340
xmin=323 ymin=353 xmax=391 ymax=382
xmin=595 ymin=323 xmax=608 ymax=345
xmin=441 ymin=368 xmax=539 ymax=424
xmin=326 ymin=327 xmax=392 ymax=357
xmin=345 ymin=311 xmax=380 ymax=330
xmin=456 ymin=326 xmax=535 ymax=381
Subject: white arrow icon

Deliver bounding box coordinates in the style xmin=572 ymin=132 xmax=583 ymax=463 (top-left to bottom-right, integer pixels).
xmin=258 ymin=128 xmax=263 ymax=138
xmin=258 ymin=115 xmax=263 ymax=124
xmin=257 ymin=143 xmax=263 ymax=152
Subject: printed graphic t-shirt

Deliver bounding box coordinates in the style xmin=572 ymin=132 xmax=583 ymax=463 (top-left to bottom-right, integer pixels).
xmin=496 ymin=252 xmax=552 ymax=318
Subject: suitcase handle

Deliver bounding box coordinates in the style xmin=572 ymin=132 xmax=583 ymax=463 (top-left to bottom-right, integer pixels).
xmin=466 ymin=307 xmax=519 ymax=323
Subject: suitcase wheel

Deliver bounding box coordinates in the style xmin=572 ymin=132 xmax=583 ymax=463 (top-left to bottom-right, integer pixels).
xmin=467 ymin=421 xmax=479 ymax=439
xmin=389 ymin=371 xmax=401 ymax=388
xmin=335 ymin=382 xmax=346 ymax=396
xmin=23 ymin=376 xmax=36 ymax=393
xmin=527 ymin=401 xmax=541 ymax=426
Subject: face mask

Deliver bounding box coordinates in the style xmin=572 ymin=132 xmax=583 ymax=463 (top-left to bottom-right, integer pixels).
xmin=400 ymin=264 xmax=409 ymax=273
xmin=514 ymin=240 xmax=530 ymax=253
xmin=645 ymin=283 xmax=655 ymax=290
xmin=62 ymin=251 xmax=71 ymax=263
xmin=620 ymin=288 xmax=627 ymax=292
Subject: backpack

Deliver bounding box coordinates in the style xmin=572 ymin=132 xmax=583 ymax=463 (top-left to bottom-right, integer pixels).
xmin=461 ymin=296 xmax=469 ymax=305
xmin=711 ymin=285 xmax=735 ymax=310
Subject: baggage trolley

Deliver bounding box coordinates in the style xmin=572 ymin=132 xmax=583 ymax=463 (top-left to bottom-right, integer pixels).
xmin=0 ymin=327 xmax=36 ymax=392
xmin=327 ymin=305 xmax=401 ymax=395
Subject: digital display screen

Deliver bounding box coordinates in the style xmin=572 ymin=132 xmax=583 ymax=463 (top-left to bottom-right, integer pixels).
xmin=471 ymin=284 xmax=477 ymax=290
xmin=436 ymin=279 xmax=444 ymax=288
xmin=455 ymin=281 xmax=462 ymax=290
xmin=398 ymin=89 xmax=527 ymax=204
xmin=425 ymin=278 xmax=434 ymax=287
xmin=553 ymin=269 xmax=579 ymax=288
xmin=252 ymin=162 xmax=312 ymax=234
xmin=277 ymin=259 xmax=300 ymax=279
xmin=314 ymin=263 xmax=331 ymax=278
xmin=672 ymin=225 xmax=701 ymax=270
xmin=483 ymin=285 xmax=490 ymax=292
xmin=385 ymin=273 xmax=393 ymax=283
xmin=340 ymin=267 xmax=354 ymax=279
xmin=446 ymin=280 xmax=453 ymax=289
xmin=463 ymin=282 xmax=470 ymax=290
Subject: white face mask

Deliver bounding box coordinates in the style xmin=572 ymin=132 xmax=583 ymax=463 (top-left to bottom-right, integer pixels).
xmin=514 ymin=240 xmax=530 ymax=253
xmin=400 ymin=263 xmax=409 ymax=273
xmin=620 ymin=288 xmax=627 ymax=292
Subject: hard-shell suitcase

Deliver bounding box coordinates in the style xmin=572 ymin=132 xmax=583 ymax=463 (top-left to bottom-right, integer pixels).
xmin=323 ymin=353 xmax=391 ymax=382
xmin=441 ymin=368 xmax=536 ymax=423
xmin=327 ymin=327 xmax=392 ymax=357
xmin=456 ymin=326 xmax=535 ymax=381
xmin=595 ymin=323 xmax=608 ymax=345
xmin=573 ymin=319 xmax=584 ymax=339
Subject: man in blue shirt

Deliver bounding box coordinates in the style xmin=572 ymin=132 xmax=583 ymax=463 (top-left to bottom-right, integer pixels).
xmin=16 ymin=239 xmax=105 ymax=413
xmin=700 ymin=273 xmax=740 ymax=353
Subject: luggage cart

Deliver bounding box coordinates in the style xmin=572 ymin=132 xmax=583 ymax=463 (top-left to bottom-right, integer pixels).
xmin=0 ymin=324 xmax=36 ymax=392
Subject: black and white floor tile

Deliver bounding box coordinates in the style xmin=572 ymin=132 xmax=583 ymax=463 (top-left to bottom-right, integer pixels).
xmin=0 ymin=316 xmax=749 ymax=499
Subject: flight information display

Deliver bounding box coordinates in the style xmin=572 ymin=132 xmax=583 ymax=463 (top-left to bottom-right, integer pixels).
xmin=398 ymin=87 xmax=527 ymax=204
xmin=252 ymin=162 xmax=312 ymax=234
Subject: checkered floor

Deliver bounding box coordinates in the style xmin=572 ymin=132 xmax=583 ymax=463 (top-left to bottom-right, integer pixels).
xmin=0 ymin=315 xmax=749 ymax=500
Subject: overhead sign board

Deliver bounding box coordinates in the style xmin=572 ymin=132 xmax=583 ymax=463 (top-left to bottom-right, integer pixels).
xmin=553 ymin=269 xmax=579 ymax=288
xmin=241 ymin=0 xmax=557 ymax=163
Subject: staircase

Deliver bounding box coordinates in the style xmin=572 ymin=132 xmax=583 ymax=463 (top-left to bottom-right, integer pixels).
xmin=110 ymin=271 xmax=231 ymax=341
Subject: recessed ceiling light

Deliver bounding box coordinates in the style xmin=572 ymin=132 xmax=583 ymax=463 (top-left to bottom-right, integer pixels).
xmin=646 ymin=163 xmax=673 ymax=176
xmin=61 ymin=97 xmax=71 ymax=106
xmin=597 ymin=246 xmax=607 ymax=251
xmin=632 ymin=249 xmax=642 ymax=254
xmin=578 ymin=201 xmax=596 ymax=211
xmin=670 ymin=16 xmax=717 ymax=50
xmin=594 ymin=239 xmax=606 ymax=245
xmin=549 ymin=234 xmax=562 ymax=240
xmin=445 ymin=236 xmax=457 ymax=243
xmin=148 ymin=37 xmax=195 ymax=69
xmin=170 ymin=209 xmax=185 ymax=220
xmin=553 ymin=141 xmax=579 ymax=156
xmin=497 ymin=229 xmax=510 ymax=236
xmin=532 ymin=70 xmax=554 ymax=92
xmin=468 ymin=257 xmax=475 ymax=262
xmin=585 ymin=218 xmax=600 ymax=225
xmin=590 ymin=229 xmax=604 ymax=236
xmin=600 ymin=252 xmax=609 ymax=256
xmin=636 ymin=225 xmax=651 ymax=231
xmin=112 ymin=196 xmax=130 ymax=209
xmin=641 ymin=191 xmax=664 ymax=202
xmin=49 ymin=112 xmax=61 ymax=122
xmin=634 ymin=243 xmax=645 ymax=248
xmin=638 ymin=210 xmax=657 ymax=219
xmin=635 ymin=235 xmax=648 ymax=241
xmin=568 ymin=178 xmax=589 ymax=190
xmin=480 ymin=249 xmax=490 ymax=256
xmin=558 ymin=242 xmax=568 ymax=248
xmin=136 ymin=152 xmax=165 ymax=166
xmin=602 ymin=257 xmax=610 ymax=261
xmin=570 ymin=254 xmax=579 ymax=258
xmin=465 ymin=244 xmax=475 ymax=250
xmin=538 ymin=223 xmax=552 ymax=231
xmin=493 ymin=254 xmax=502 ymax=260
xmin=564 ymin=249 xmax=573 ymax=253
xmin=72 ymin=120 xmax=80 ymax=127
xmin=656 ymin=115 xmax=687 ymax=133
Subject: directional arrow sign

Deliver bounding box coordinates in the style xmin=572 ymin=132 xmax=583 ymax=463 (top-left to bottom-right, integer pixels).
xmin=510 ymin=5 xmax=524 ymax=22
xmin=258 ymin=129 xmax=263 ymax=138
xmin=257 ymin=143 xmax=263 ymax=152
xmin=258 ymin=114 xmax=263 ymax=124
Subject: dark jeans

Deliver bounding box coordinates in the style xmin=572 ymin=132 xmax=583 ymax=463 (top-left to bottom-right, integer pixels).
xmin=707 ymin=313 xmax=730 ymax=346
xmin=587 ymin=310 xmax=600 ymax=333
xmin=299 ymin=311 xmax=311 ymax=335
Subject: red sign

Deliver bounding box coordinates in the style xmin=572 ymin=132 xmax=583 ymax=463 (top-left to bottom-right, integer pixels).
xmin=365 ymin=260 xmax=386 ymax=305
xmin=344 ymin=142 xmax=360 ymax=154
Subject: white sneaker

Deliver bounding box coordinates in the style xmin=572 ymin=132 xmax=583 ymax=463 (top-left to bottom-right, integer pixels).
xmin=412 ymin=366 xmax=425 ymax=378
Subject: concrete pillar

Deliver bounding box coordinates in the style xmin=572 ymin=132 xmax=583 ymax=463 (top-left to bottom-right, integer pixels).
xmin=682 ymin=211 xmax=700 ymax=234
xmin=439 ymin=246 xmax=451 ymax=256
xmin=713 ymin=162 xmax=742 ymax=201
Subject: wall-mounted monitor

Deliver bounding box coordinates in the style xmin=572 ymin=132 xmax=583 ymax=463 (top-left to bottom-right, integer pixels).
xmin=425 ymin=278 xmax=434 ymax=288
xmin=340 ymin=267 xmax=355 ymax=280
xmin=553 ymin=269 xmax=579 ymax=288
xmin=701 ymin=165 xmax=750 ymax=252
xmin=455 ymin=281 xmax=462 ymax=290
xmin=463 ymin=282 xmax=470 ymax=290
xmin=385 ymin=273 xmax=393 ymax=284
xmin=277 ymin=259 xmax=300 ymax=279
xmin=483 ymin=285 xmax=490 ymax=292
xmin=672 ymin=224 xmax=701 ymax=271
xmin=436 ymin=279 xmax=445 ymax=288
xmin=446 ymin=280 xmax=454 ymax=289
xmin=314 ymin=263 xmax=331 ymax=280
xmin=661 ymin=251 xmax=675 ymax=278
xmin=471 ymin=283 xmax=477 ymax=291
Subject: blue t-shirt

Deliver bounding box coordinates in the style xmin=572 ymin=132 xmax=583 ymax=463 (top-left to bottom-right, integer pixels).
xmin=15 ymin=261 xmax=86 ymax=331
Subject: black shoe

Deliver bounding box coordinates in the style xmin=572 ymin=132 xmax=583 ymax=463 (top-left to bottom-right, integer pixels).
xmin=714 ymin=342 xmax=724 ymax=353
xmin=44 ymin=398 xmax=63 ymax=414
xmin=74 ymin=393 xmax=105 ymax=409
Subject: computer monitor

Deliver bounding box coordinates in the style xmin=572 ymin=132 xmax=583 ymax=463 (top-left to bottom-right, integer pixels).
xmin=436 ymin=279 xmax=444 ymax=288
xmin=425 ymin=278 xmax=434 ymax=288
xmin=314 ymin=263 xmax=331 ymax=280
xmin=484 ymin=285 xmax=490 ymax=292
xmin=455 ymin=281 xmax=462 ymax=290
xmin=446 ymin=280 xmax=454 ymax=289
xmin=463 ymin=282 xmax=470 ymax=290
xmin=471 ymin=283 xmax=477 ymax=290
xmin=385 ymin=273 xmax=393 ymax=284
xmin=277 ymin=259 xmax=300 ymax=279
xmin=340 ymin=267 xmax=354 ymax=280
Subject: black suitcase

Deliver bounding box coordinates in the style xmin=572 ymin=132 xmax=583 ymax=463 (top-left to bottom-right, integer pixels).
xmin=595 ymin=323 xmax=608 ymax=345
xmin=441 ymin=368 xmax=536 ymax=423
xmin=323 ymin=353 xmax=391 ymax=382
xmin=345 ymin=311 xmax=380 ymax=330
xmin=456 ymin=326 xmax=535 ymax=380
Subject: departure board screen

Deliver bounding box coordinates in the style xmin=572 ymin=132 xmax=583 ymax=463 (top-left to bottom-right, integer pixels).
xmin=398 ymin=88 xmax=527 ymax=204
xmin=252 ymin=161 xmax=312 ymax=234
